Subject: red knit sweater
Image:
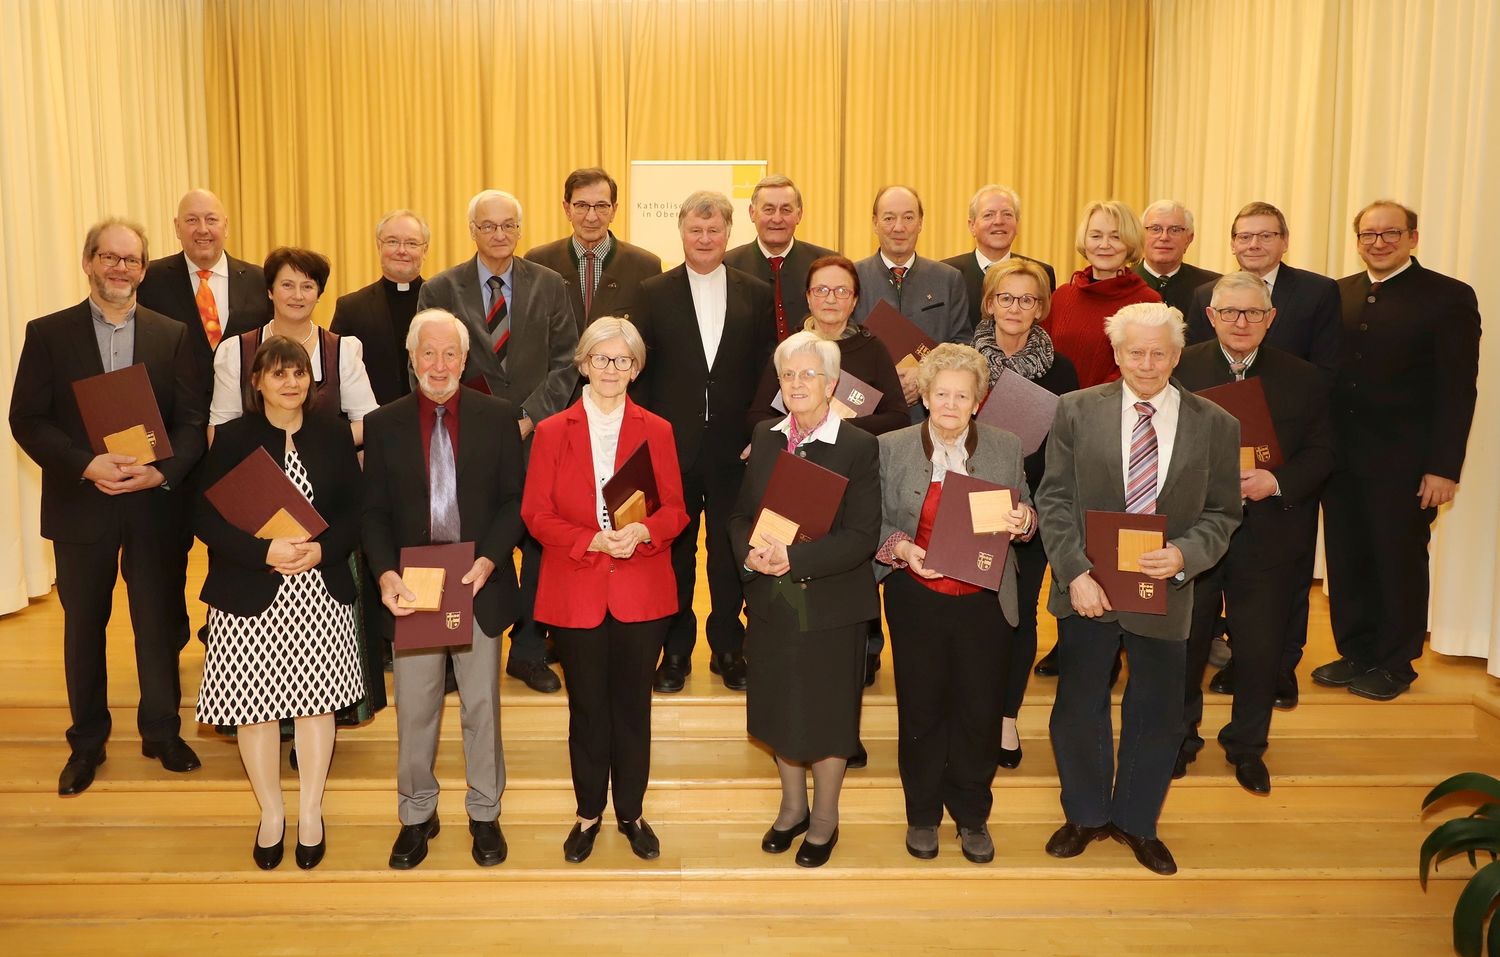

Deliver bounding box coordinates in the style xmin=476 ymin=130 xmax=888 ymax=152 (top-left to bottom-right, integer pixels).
xmin=1042 ymin=269 xmax=1162 ymax=389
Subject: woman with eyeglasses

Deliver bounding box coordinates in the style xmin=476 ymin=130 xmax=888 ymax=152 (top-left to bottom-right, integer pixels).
xmin=971 ymin=259 xmax=1079 ymax=767
xmin=522 ymin=316 xmax=689 ymax=864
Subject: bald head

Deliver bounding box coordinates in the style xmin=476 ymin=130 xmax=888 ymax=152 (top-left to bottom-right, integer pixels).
xmin=174 ymin=189 xmax=229 ymax=270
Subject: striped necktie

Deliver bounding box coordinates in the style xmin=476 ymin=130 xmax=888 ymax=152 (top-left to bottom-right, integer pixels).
xmin=485 ymin=274 xmax=510 ymax=368
xmin=1125 ymin=401 xmax=1159 ymax=514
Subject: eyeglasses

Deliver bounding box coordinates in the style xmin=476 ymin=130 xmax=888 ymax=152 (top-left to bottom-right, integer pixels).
xmin=1231 ymin=230 xmax=1283 ymax=245
xmin=990 ymin=292 xmax=1040 ymax=310
xmin=473 ymin=221 xmax=521 ymax=236
xmin=587 ymin=353 xmax=635 ymax=371
xmin=1356 ymin=228 xmax=1408 ymax=247
xmin=1144 ymin=224 xmax=1189 ymax=237
xmin=379 ymin=238 xmax=428 ymax=252
xmin=778 ymin=370 xmax=827 ymax=384
xmin=569 ymin=201 xmax=614 ymax=215
xmin=94 ymin=253 xmax=144 ymax=270
xmin=809 ymin=285 xmax=854 ymax=300
xmin=1213 ymin=307 xmax=1270 ymax=324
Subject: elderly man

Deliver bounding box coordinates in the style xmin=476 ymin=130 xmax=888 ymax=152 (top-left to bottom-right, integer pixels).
xmin=1173 ymin=273 xmax=1334 ymax=793
xmin=942 ymin=184 xmax=1057 ymax=333
xmin=362 ymin=308 xmax=525 ymax=868
xmin=526 ymin=167 xmax=662 ymax=333
xmin=1037 ymin=302 xmax=1240 ymax=875
xmin=631 ymin=190 xmax=775 ymax=693
xmin=724 ymin=174 xmax=836 ymax=342
xmin=330 ymin=209 xmax=431 ymax=406
xmin=1133 ymin=200 xmax=1220 ymax=320
xmin=11 ymin=218 xmax=208 ymax=795
xmin=417 ymin=189 xmax=577 ymax=693
xmin=1315 ymin=201 xmax=1482 ymax=701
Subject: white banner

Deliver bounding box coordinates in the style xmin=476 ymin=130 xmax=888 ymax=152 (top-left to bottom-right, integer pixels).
xmin=629 ymin=160 xmax=766 ymax=269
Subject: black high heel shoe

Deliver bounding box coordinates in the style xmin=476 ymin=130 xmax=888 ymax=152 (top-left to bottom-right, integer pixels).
xmin=997 ymin=743 xmax=1023 ymax=769
xmin=295 ymin=818 xmax=326 ymax=870
xmin=254 ymin=822 xmax=285 ymax=870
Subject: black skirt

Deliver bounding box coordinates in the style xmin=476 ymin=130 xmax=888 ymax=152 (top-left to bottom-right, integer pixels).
xmin=745 ymin=613 xmax=864 ymax=762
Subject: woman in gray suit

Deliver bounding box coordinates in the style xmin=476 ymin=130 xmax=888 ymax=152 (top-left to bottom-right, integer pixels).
xmin=874 ymin=344 xmax=1038 ymax=864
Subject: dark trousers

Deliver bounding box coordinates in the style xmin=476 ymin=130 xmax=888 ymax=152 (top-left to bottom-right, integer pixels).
xmin=1276 ymin=545 xmax=1318 ymax=674
xmin=163 ymin=464 xmax=202 ymax=649
xmin=553 ymin=615 xmax=668 ymax=821
xmin=664 ymin=460 xmax=746 ymax=658
xmin=54 ymin=506 xmax=184 ymax=754
xmin=1050 ymin=614 xmax=1185 ymax=840
xmin=506 ymin=532 xmax=547 ymax=663
xmin=1323 ymin=469 xmax=1435 ymax=683
xmin=1003 ymin=535 xmax=1048 ymax=718
xmin=884 ymin=573 xmax=1011 ymax=829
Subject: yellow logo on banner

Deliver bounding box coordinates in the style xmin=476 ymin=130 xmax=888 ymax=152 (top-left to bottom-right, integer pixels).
xmin=732 ymin=165 xmax=761 ymax=199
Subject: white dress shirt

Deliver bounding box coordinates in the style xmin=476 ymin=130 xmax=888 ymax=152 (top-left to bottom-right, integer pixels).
xmin=974 ymin=249 xmax=1013 ymax=273
xmin=582 ymin=385 xmax=625 ymax=530
xmin=1119 ymin=380 xmax=1181 ymax=492
xmin=1368 ymin=259 xmax=1413 ymax=284
xmin=210 ymin=329 xmax=379 ymax=426
xmin=880 ymin=251 xmax=917 ymax=271
xmin=770 ymin=410 xmax=842 ymax=447
xmin=1260 ymin=263 xmax=1282 ymax=294
xmin=686 ymin=264 xmax=727 ymax=367
xmin=186 ymin=251 xmax=229 ymax=316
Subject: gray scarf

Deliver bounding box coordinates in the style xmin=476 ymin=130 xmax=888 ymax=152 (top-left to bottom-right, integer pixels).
xmin=974 ymin=320 xmax=1056 ymax=382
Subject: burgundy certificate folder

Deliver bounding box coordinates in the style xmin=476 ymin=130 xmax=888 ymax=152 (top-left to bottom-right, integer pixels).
xmin=394 ymin=542 xmax=476 ymax=650
xmin=861 ymin=300 xmax=938 ymax=370
xmin=750 ymin=451 xmax=849 ymax=547
xmin=1084 ymin=510 xmax=1169 ymax=615
xmin=71 ymin=363 xmax=174 ymax=462
xmin=1196 ymin=377 xmax=1283 ymax=470
xmin=203 ymin=446 xmax=329 ymax=539
xmin=922 ymin=472 xmax=1019 ymax=591
xmin=772 ymin=369 xmax=884 ymax=420
xmin=975 ymin=368 xmax=1061 ymax=456
xmin=602 ymin=441 xmax=660 ymax=527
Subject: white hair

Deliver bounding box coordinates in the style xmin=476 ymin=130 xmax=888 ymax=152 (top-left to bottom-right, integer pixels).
xmin=1142 ymin=199 xmax=1196 ymax=233
xmin=773 ymin=329 xmax=842 ymax=382
xmin=467 ymin=189 xmax=524 ymax=225
xmin=376 ymin=209 xmax=431 ymax=244
xmin=405 ymin=308 xmax=470 ymax=354
xmin=1210 ymin=271 xmax=1274 ymax=309
xmin=1104 ymin=302 xmax=1186 ymax=349
xmin=968 ymin=184 xmax=1021 ymax=221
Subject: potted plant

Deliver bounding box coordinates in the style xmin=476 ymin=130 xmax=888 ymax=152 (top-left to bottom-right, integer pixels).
xmin=1420 ymin=772 xmax=1500 ymax=956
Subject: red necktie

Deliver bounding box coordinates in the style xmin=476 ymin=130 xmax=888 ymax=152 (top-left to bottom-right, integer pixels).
xmin=583 ymin=249 xmax=597 ymax=316
xmin=769 ymin=255 xmax=787 ymax=340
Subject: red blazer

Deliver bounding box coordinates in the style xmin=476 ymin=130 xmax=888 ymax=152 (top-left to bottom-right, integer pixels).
xmin=523 ymin=396 xmax=689 ymax=628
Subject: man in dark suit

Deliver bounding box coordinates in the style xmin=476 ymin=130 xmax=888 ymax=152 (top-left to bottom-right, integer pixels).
xmin=417 ymin=188 xmax=578 ymax=694
xmin=363 ymin=308 xmax=525 ymax=868
xmin=1314 ymin=200 xmax=1482 ymax=701
xmin=525 ymin=167 xmax=662 ymax=333
xmin=631 ymin=190 xmax=775 ymax=693
xmin=1036 ymin=302 xmax=1241 ymax=874
xmin=723 ymin=174 xmax=836 ymax=342
xmin=330 ymin=209 xmax=431 ymax=406
xmin=851 ymin=185 xmax=969 ymax=420
xmin=1133 ymin=200 xmax=1220 ymax=319
xmin=942 ymin=184 xmax=1057 ymax=334
xmin=1174 ymin=273 xmax=1335 ymax=794
xmin=10 ymin=218 xmax=208 ymax=795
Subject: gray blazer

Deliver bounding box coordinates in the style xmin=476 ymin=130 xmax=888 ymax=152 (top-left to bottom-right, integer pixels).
xmin=850 ymin=253 xmax=970 ymax=346
xmin=416 ymin=255 xmax=579 ymax=421
xmin=1036 ymin=380 xmax=1242 ymax=641
xmin=875 ymin=422 xmax=1032 ymax=626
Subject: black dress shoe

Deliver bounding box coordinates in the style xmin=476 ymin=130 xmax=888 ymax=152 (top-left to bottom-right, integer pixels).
xmin=563 ymin=820 xmax=601 ymax=863
xmin=1230 ymin=756 xmax=1272 ymax=795
xmin=1274 ymin=671 xmax=1299 ymax=709
xmin=254 ymin=822 xmax=285 ymax=870
xmin=997 ymin=744 xmax=1023 ymax=769
xmin=1172 ymin=749 xmax=1192 ymax=780
xmin=1111 ymin=827 xmax=1178 ymax=875
xmin=653 ymin=654 xmax=691 ymax=694
xmin=1044 ymin=822 xmax=1111 ymax=858
xmin=388 ymin=815 xmax=440 ymax=870
xmin=142 ymin=737 xmax=201 ymax=773
xmin=864 ymin=652 xmax=881 ymax=688
xmin=617 ymin=818 xmax=660 ymax=860
xmin=1310 ymin=657 xmax=1372 ymax=687
xmin=58 ymin=749 xmax=105 ymax=796
xmin=762 ymin=814 xmax=810 ymax=853
xmin=846 ymin=742 xmax=868 ymax=770
xmin=506 ymin=658 xmax=562 ymax=694
xmin=295 ymin=818 xmax=326 ymax=869
xmin=1348 ymin=668 xmax=1411 ymax=702
xmin=1033 ymin=647 xmax=1059 ymax=677
xmin=709 ymin=650 xmax=748 ymax=691
xmin=1208 ymin=661 xmax=1235 ymax=695
xmin=794 ymin=828 xmax=838 ymax=868
xmin=469 ymin=818 xmax=507 ymax=866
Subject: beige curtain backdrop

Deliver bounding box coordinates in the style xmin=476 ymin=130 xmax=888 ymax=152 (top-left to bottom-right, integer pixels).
xmin=1151 ymin=0 xmax=1500 ymax=674
xmin=0 ymin=0 xmax=210 ymax=615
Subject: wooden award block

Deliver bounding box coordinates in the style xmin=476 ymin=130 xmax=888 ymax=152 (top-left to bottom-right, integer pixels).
xmin=103 ymin=424 xmax=158 ymax=465
xmin=397 ymin=567 xmax=446 ymax=611
xmin=969 ymin=489 xmax=1015 ymax=534
xmin=831 ymin=398 xmax=858 ymax=419
xmin=1116 ymin=529 xmax=1164 ymax=572
xmin=254 ymin=508 xmax=310 ymax=541
xmin=750 ymin=509 xmax=801 ymax=549
xmin=1239 ymin=446 xmax=1256 ymax=471
xmin=613 ymin=489 xmax=648 ymax=528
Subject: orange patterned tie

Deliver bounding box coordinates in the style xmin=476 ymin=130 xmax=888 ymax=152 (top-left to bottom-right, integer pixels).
xmin=196 ymin=269 xmax=222 ymax=349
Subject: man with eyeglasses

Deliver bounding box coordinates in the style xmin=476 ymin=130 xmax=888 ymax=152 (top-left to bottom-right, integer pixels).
xmin=724 ymin=174 xmax=835 ymax=342
xmin=11 ymin=218 xmax=208 ymax=795
xmin=1133 ymin=200 xmax=1219 ymax=320
xmin=1172 ymin=272 xmax=1334 ymax=793
xmin=330 ymin=210 xmax=432 ymax=406
xmin=1315 ymin=200 xmax=1481 ymax=702
xmin=418 ymin=188 xmax=578 ymax=694
xmin=526 ymin=168 xmax=662 ymax=333
xmin=942 ymin=184 xmax=1057 ymax=335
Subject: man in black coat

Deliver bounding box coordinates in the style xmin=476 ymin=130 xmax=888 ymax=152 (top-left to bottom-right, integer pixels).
xmin=10 ymin=218 xmax=208 ymax=795
xmin=1313 ymin=201 xmax=1482 ymax=701
xmin=330 ymin=209 xmax=431 ymax=406
xmin=631 ymin=190 xmax=775 ymax=693
xmin=723 ymin=174 xmax=836 ymax=342
xmin=1173 ymin=273 xmax=1334 ymax=794
xmin=1133 ymin=200 xmax=1220 ymax=320
xmin=942 ymin=184 xmax=1056 ymax=335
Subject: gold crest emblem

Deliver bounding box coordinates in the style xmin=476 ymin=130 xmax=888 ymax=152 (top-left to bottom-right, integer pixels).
xmin=1255 ymin=445 xmax=1271 ymax=463
xmin=145 ymin=430 xmax=158 ymax=447
xmin=977 ymin=552 xmax=994 ymax=571
xmin=915 ymin=344 xmax=931 ymax=358
xmin=444 ymin=611 xmax=461 ymax=630
xmin=848 ymin=389 xmax=865 ymax=405
xmin=1137 ymin=581 xmax=1155 ymax=599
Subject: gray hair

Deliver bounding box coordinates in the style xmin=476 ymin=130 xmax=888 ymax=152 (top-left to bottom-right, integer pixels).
xmin=83 ymin=217 xmax=149 ymax=263
xmin=773 ymin=329 xmax=841 ymax=383
xmin=916 ymin=343 xmax=991 ymax=405
xmin=968 ymin=185 xmax=1021 ymax=221
xmin=575 ymin=316 xmax=647 ymax=375
xmin=405 ymin=307 xmax=471 ymax=354
xmin=678 ymin=190 xmax=733 ymax=229
xmin=1209 ymin=271 xmax=1273 ymax=310
xmin=1142 ymin=199 xmax=1195 ymax=233
xmin=1104 ymin=302 xmax=1186 ymax=349
xmin=376 ymin=209 xmax=431 ymax=244
xmin=750 ymin=174 xmax=802 ymax=210
xmin=467 ymin=189 xmax=524 ymax=225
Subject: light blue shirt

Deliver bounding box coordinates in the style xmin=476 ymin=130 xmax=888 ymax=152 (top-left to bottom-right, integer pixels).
xmin=477 ymin=259 xmax=513 ymax=318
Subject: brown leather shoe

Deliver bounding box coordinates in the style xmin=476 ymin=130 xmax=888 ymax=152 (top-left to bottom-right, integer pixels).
xmin=1111 ymin=826 xmax=1178 ymax=875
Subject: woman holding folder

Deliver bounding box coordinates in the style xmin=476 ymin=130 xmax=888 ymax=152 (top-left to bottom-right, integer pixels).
xmin=522 ymin=316 xmax=689 ymax=864
xmin=972 ymin=259 xmax=1079 ymax=766
xmin=195 ymin=336 xmax=364 ymax=870
xmin=729 ymin=330 xmax=881 ymax=868
xmin=874 ymin=344 xmax=1037 ymax=863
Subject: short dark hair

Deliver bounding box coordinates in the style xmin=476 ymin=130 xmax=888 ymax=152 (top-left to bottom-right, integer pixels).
xmin=263 ymin=246 xmax=331 ymax=295
xmin=1231 ymin=201 xmax=1289 ymax=238
xmin=243 ymin=335 xmax=318 ymax=414
xmin=564 ymin=167 xmax=618 ymax=204
xmin=805 ymin=254 xmax=860 ymax=300
xmin=82 ymin=217 xmax=149 ymax=263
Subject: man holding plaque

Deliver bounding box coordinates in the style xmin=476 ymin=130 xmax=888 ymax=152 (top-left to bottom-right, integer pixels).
xmin=361 ymin=308 xmax=525 ymax=869
xmin=1174 ymin=273 xmax=1335 ymax=793
xmin=11 ymin=218 xmax=208 ymax=795
xmin=1036 ymin=302 xmax=1240 ymax=874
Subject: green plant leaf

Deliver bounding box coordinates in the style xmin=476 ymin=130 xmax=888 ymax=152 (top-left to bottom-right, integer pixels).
xmin=1426 ymin=773 xmax=1500 ymax=810
xmin=1453 ymin=859 xmax=1500 ymax=957
xmin=1421 ymin=820 xmax=1500 ymax=886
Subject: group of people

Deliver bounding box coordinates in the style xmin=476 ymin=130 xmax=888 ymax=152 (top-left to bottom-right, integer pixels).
xmin=10 ymin=167 xmax=1480 ymax=878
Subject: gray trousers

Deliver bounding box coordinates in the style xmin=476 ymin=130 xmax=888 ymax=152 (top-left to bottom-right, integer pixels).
xmin=394 ymin=621 xmax=505 ymax=824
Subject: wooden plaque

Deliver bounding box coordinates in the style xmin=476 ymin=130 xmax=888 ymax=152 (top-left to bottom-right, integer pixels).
xmin=969 ymin=489 xmax=1015 ymax=534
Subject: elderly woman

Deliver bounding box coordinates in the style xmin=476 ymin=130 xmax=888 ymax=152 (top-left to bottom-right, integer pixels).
xmin=973 ymin=259 xmax=1080 ymax=763
xmin=522 ymin=317 xmax=689 ymax=864
xmin=195 ymin=336 xmax=365 ymax=870
xmin=1045 ymin=201 xmax=1162 ymax=389
xmin=875 ymin=344 xmax=1038 ymax=863
xmin=729 ymin=330 xmax=880 ymax=868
